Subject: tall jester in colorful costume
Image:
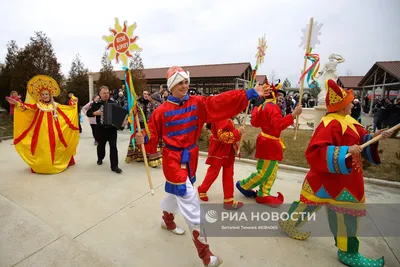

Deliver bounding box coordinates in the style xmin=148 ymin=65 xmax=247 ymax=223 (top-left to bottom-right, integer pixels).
xmin=6 ymin=75 xmax=80 ymax=174
xmin=236 ymin=79 xmax=303 ymax=207
xmin=279 ymin=79 xmax=394 ymax=267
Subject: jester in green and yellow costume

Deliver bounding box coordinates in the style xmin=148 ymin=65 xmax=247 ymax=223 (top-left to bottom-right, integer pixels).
xmin=236 ymin=79 xmax=303 ymax=207
xmin=279 ymin=79 xmax=393 ymax=267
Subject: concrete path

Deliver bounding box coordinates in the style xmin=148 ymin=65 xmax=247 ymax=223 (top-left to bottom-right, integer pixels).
xmin=1 ymin=121 xmax=399 ymax=267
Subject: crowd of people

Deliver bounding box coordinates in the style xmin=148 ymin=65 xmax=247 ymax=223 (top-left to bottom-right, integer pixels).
xmin=371 ymin=97 xmax=400 ymax=131
xmin=4 ymin=68 xmax=397 ymax=267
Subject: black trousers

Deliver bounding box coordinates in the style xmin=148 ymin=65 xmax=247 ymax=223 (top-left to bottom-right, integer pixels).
xmin=96 ymin=126 xmax=118 ymax=169
xmin=90 ymin=124 xmax=97 ymax=141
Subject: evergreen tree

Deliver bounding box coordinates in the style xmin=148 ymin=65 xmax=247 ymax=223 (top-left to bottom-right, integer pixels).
xmin=67 ymin=54 xmax=89 ymax=105
xmin=0 ymin=40 xmax=20 ymax=110
xmin=283 ymin=78 xmax=291 ymax=89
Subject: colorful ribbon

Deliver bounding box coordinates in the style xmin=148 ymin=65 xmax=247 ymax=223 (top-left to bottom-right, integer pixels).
xmin=249 ymin=64 xmax=258 ymax=89
xmin=123 ymin=67 xmax=150 ymax=149
xmin=298 ymin=49 xmax=320 ymax=88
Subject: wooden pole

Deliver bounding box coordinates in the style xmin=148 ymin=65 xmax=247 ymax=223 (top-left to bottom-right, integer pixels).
xmin=135 ymin=113 xmax=155 ymax=195
xmin=236 ymin=100 xmax=250 ymax=157
xmin=236 ymin=70 xmax=258 ymax=157
xmin=369 ymin=70 xmax=378 ymax=115
xmin=345 ymin=123 xmax=400 ymax=158
xmin=294 ymin=17 xmax=314 ymax=140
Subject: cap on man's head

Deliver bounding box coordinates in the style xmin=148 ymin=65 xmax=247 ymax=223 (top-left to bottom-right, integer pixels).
xmin=166 ymin=66 xmax=190 ymax=90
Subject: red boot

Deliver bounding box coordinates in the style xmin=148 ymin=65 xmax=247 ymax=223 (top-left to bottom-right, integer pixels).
xmin=255 ymin=192 xmax=284 ymax=208
xmin=192 ymin=228 xmax=223 ymax=267
xmin=198 ymin=188 xmax=209 ymax=202
xmin=161 ymin=211 xmax=185 ymax=235
xmin=223 ymin=199 xmax=243 ymax=210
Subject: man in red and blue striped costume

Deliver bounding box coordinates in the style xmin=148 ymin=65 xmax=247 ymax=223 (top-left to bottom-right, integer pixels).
xmin=135 ymin=66 xmax=268 ymax=267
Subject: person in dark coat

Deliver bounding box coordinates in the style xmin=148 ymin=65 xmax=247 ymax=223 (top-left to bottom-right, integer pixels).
xmin=351 ymin=99 xmax=362 ymax=123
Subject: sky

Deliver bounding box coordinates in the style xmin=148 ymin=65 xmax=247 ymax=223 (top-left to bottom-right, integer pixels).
xmin=0 ymin=0 xmax=399 ymax=86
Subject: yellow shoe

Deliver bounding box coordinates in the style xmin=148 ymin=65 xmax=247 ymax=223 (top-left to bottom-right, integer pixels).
xmin=279 ymin=219 xmax=310 ymax=241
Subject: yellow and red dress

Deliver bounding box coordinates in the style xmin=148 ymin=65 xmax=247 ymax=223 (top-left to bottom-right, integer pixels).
xmin=13 ymin=101 xmax=80 ymax=174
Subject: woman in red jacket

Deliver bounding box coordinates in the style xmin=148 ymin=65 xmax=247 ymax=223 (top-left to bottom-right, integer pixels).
xmin=198 ymin=119 xmax=245 ymax=210
xmin=279 ymin=79 xmax=393 ymax=267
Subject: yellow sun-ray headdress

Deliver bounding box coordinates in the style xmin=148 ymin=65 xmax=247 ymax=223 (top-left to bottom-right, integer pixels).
xmin=27 ymin=75 xmax=60 ymax=103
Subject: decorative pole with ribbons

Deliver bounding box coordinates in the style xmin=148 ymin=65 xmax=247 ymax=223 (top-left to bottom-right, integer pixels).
xmin=102 ymin=18 xmax=154 ymax=195
xmin=294 ymin=17 xmax=323 ymax=140
xmin=236 ymin=34 xmax=267 ymax=157
xmin=345 ymin=123 xmax=400 ymax=159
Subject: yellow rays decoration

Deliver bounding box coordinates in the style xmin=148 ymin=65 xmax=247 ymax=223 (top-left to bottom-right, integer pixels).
xmin=102 ymin=18 xmax=143 ymax=67
xmin=322 ymin=113 xmax=362 ymax=136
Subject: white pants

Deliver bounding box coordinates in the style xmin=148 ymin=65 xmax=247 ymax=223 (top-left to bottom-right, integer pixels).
xmin=160 ymin=178 xmax=201 ymax=226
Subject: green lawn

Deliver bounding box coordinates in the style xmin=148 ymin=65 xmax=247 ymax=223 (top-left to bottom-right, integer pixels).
xmin=199 ymin=125 xmax=400 ymax=182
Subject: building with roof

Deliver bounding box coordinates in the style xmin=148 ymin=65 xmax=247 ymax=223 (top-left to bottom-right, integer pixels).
xmin=337 ymin=61 xmax=400 ymax=113
xmin=91 ymin=62 xmax=256 ymax=95
xmin=337 ymin=76 xmax=364 ymax=91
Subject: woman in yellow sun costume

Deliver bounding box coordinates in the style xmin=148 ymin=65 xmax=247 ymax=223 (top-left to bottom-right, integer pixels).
xmin=5 ymin=75 xmax=80 ymax=174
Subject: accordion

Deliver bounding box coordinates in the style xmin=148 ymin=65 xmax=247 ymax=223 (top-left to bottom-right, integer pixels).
xmin=102 ymin=102 xmax=128 ymax=129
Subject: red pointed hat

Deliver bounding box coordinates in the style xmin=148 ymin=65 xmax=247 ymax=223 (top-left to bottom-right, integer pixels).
xmin=326 ymin=79 xmax=354 ymax=112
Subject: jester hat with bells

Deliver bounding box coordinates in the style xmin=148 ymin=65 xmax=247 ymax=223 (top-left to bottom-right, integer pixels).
xmin=166 ymin=66 xmax=190 ymax=91
xmin=262 ymin=78 xmax=284 ymax=103
xmin=325 ymin=79 xmax=354 ymax=113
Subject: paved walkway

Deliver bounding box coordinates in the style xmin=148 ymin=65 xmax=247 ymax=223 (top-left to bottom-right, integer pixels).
xmin=1 ymin=121 xmax=399 ymax=267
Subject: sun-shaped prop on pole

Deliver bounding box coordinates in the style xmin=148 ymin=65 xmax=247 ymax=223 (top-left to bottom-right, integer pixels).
xmin=102 ymin=18 xmax=142 ymax=67
xmin=255 ymin=34 xmax=267 ymax=65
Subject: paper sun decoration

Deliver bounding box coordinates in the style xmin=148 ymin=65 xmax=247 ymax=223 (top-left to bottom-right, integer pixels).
xmin=103 ymin=18 xmax=142 ymax=67
xmin=299 ymin=20 xmax=323 ymax=50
